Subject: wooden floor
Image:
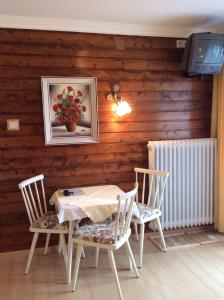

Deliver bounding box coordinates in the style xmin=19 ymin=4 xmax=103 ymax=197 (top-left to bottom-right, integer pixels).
xmin=1 ymin=237 xmax=224 ymax=300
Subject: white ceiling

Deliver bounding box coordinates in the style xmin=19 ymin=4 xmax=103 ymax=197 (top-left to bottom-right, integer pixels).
xmin=0 ymin=0 xmax=224 ymax=37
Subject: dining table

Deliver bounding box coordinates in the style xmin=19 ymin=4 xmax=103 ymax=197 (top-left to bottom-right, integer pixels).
xmin=49 ymin=184 xmax=140 ymax=283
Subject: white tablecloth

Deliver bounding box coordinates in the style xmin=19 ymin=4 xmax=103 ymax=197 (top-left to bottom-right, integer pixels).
xmin=49 ymin=185 xmax=139 ymax=223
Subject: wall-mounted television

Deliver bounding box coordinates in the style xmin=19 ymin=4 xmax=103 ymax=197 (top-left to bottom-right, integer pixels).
xmin=181 ymin=32 xmax=224 ymax=76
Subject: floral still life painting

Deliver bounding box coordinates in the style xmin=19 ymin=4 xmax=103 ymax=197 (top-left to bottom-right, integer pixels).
xmin=42 ymin=77 xmax=98 ymax=145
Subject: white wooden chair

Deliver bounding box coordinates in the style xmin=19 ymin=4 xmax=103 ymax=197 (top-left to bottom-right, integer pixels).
xmin=18 ymin=174 xmax=69 ymax=274
xmin=132 ymin=167 xmax=169 ymax=268
xmin=71 ymin=185 xmax=139 ymax=300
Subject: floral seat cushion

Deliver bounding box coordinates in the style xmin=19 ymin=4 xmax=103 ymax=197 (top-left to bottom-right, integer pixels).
xmin=32 ymin=210 xmax=68 ymax=230
xmin=133 ymin=203 xmax=160 ymax=221
xmin=74 ymin=219 xmax=117 ymax=245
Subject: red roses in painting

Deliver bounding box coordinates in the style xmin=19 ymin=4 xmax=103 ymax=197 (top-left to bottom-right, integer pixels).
xmin=53 ymin=86 xmax=86 ymax=132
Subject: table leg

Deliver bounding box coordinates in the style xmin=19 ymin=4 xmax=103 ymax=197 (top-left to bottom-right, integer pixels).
xmin=67 ymin=220 xmax=74 ymax=283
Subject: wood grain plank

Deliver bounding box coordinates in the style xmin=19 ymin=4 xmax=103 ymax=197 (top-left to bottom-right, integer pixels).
xmin=0 ymin=54 xmax=182 ymax=72
xmin=0 ymin=43 xmax=183 ymax=60
xmin=0 ymin=78 xmax=212 ymax=91
xmin=0 ymin=89 xmax=211 ymax=104
xmin=0 ymin=142 xmax=147 ymax=158
xmin=0 ymin=151 xmax=147 ymax=170
xmin=0 ymin=99 xmax=211 ymax=114
xmin=99 ymin=111 xmax=211 ymax=122
xmin=0 ymin=66 xmax=211 ymax=82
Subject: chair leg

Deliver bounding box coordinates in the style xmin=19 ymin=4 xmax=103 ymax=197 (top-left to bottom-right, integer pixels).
xmin=57 ymin=235 xmax=62 ymax=253
xmin=155 ymin=217 xmax=167 ymax=252
xmin=134 ymin=222 xmax=139 ymax=241
xmin=94 ymin=247 xmax=99 ymax=268
xmin=75 ymin=222 xmax=85 ymax=259
xmin=124 ymin=243 xmax=132 ymax=270
xmin=60 ymin=234 xmax=68 ymax=271
xmin=72 ymin=244 xmax=83 ymax=292
xmin=107 ymin=250 xmax=123 ymax=300
xmin=81 ymin=248 xmax=86 ymax=259
xmin=44 ymin=233 xmax=51 ymax=255
xmin=25 ymin=232 xmax=39 ymax=275
xmin=139 ymin=223 xmax=145 ymax=268
xmin=125 ymin=240 xmax=139 ymax=278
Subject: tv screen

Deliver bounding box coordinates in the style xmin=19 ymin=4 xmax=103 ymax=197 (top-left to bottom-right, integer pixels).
xmin=181 ymin=33 xmax=224 ymax=76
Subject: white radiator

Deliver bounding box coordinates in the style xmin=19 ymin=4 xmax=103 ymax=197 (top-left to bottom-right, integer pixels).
xmin=148 ymin=138 xmax=217 ymax=230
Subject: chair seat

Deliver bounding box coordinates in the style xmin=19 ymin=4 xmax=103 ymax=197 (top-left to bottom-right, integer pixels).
xmin=31 ymin=210 xmax=68 ymax=231
xmin=73 ymin=219 xmax=117 ymax=245
xmin=133 ymin=203 xmax=160 ymax=222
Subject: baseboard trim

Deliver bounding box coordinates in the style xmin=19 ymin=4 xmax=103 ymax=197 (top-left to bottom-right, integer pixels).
xmin=0 ymin=245 xmax=60 ymax=258
xmin=145 ymin=224 xmax=215 ymax=237
xmin=0 ymin=225 xmax=215 ymax=257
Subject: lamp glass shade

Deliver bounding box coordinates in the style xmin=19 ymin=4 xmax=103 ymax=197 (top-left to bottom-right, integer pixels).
xmin=115 ymin=100 xmax=132 ymax=117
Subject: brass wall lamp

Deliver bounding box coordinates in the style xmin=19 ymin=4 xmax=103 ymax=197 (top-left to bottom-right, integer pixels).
xmin=107 ymin=85 xmax=132 ymax=117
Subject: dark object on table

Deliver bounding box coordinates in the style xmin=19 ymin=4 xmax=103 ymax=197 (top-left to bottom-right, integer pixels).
xmin=63 ymin=189 xmax=74 ymax=196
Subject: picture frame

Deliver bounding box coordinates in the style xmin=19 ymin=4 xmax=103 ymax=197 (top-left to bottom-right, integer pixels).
xmin=41 ymin=77 xmax=99 ymax=145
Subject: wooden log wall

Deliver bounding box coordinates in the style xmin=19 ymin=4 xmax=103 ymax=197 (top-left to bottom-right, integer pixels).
xmin=0 ymin=28 xmax=212 ymax=252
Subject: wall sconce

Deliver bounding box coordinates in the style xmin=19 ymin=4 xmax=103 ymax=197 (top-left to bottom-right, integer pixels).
xmin=107 ymin=85 xmax=132 ymax=117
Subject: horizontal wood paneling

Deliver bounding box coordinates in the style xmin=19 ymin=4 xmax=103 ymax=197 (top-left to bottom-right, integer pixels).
xmin=0 ymin=28 xmax=212 ymax=252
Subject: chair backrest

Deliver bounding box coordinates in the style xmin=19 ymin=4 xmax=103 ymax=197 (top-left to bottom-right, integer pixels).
xmin=134 ymin=167 xmax=169 ymax=210
xmin=18 ymin=174 xmax=47 ymax=225
xmin=114 ymin=184 xmax=138 ymax=243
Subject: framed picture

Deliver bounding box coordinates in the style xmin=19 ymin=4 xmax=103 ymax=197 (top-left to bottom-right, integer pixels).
xmin=41 ymin=77 xmax=99 ymax=145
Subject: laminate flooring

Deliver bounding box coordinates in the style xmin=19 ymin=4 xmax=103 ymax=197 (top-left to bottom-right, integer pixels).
xmin=1 ymin=237 xmax=224 ymax=300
